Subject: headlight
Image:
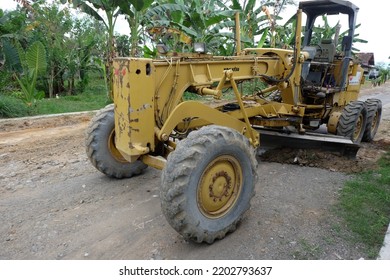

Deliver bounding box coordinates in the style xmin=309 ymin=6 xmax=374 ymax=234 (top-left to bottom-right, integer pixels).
xmin=194 ymin=42 xmax=206 ymax=54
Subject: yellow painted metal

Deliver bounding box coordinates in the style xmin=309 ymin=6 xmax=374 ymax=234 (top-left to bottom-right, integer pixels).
xmin=371 ymin=110 xmax=380 ymax=134
xmin=197 ymin=155 xmax=242 ymax=219
xmin=157 ymin=100 xmax=260 ymax=147
xmin=251 ymin=118 xmax=298 ymax=127
xmin=173 ymin=101 xmax=305 ymax=131
xmin=226 ymin=70 xmax=259 ymax=146
xmin=327 ymin=108 xmax=342 ymax=134
xmin=332 ymin=63 xmax=362 ymax=106
xmin=113 ymin=58 xmax=155 ymax=161
xmin=109 ymin=6 xmax=364 ymax=166
xmin=141 ymin=155 xmax=166 ymax=170
xmin=346 ymin=64 xmax=364 ymax=98
xmin=292 ymin=9 xmax=304 ymax=106
xmin=353 ymin=113 xmax=364 ymax=142
xmin=199 ymin=71 xmax=227 ymax=99
xmin=107 ymin=129 xmax=128 ymax=163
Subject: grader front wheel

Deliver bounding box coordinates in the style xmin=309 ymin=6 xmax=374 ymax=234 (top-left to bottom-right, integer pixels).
xmin=160 ymin=125 xmax=258 ymax=244
xmin=85 ymin=104 xmax=147 ymax=178
xmin=197 ymin=155 xmax=243 ymax=219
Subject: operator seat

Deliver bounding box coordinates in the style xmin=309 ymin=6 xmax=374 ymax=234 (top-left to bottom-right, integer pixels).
xmin=314 ymin=38 xmax=336 ymax=63
xmin=301 ymin=46 xmax=317 ymax=80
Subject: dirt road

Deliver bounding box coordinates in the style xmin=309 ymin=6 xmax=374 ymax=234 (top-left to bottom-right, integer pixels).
xmin=1 ymin=84 xmax=390 ymax=260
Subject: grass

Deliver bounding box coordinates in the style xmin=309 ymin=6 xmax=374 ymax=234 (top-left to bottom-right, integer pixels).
xmin=2 ymin=76 xmax=265 ymax=118
xmin=35 ymin=78 xmax=110 ymax=115
xmin=0 ymin=77 xmax=110 ymax=118
xmin=336 ymin=151 xmax=390 ymax=259
xmin=293 ymin=239 xmax=322 ymax=260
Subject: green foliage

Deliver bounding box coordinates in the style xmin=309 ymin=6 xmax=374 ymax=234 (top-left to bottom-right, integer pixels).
xmin=183 ymin=92 xmax=202 ymax=101
xmin=0 ymin=94 xmax=31 ymax=118
xmin=116 ymin=34 xmax=130 ymax=57
xmin=2 ymin=39 xmax=21 ymax=71
xmin=337 ymin=152 xmax=390 ymax=258
xmin=378 ymin=64 xmax=390 ymax=84
xmin=35 ymin=92 xmax=108 ymax=115
xmin=310 ymin=16 xmax=367 ymax=53
xmin=0 ymin=71 xmax=108 ymax=118
xmin=0 ymin=8 xmax=27 ymax=76
xmin=35 ymin=76 xmax=109 ymax=115
xmin=142 ymin=45 xmax=157 ymax=58
xmin=142 ymin=0 xmax=239 ymax=55
xmin=15 ymin=40 xmax=47 ymax=104
xmin=26 ymin=41 xmax=47 ymax=74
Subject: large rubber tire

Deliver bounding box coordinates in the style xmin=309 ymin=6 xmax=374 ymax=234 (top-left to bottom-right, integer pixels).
xmin=85 ymin=104 xmax=147 ymax=178
xmin=160 ymin=125 xmax=258 ymax=244
xmin=336 ymin=101 xmax=367 ymax=143
xmin=362 ymin=98 xmax=382 ymax=142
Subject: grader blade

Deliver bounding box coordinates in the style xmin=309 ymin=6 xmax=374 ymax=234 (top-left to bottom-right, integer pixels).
xmin=257 ymin=128 xmax=360 ymax=158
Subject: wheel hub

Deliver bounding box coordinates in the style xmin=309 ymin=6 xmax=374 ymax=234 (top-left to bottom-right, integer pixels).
xmin=353 ymin=114 xmax=364 ymax=141
xmin=208 ymin=170 xmax=232 ymax=202
xmin=198 ymin=155 xmax=242 ymax=218
xmin=371 ymin=111 xmax=379 ymax=132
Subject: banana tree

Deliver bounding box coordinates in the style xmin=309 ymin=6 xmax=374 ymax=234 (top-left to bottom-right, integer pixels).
xmin=143 ymin=0 xmax=237 ymax=55
xmin=339 ymin=23 xmax=367 ymax=53
xmin=0 ymin=9 xmax=27 ymax=73
xmin=60 ymin=0 xmax=119 ymax=66
xmin=15 ymin=41 xmax=47 ymax=105
xmin=311 ymin=15 xmax=367 ymax=53
xmin=117 ymin=0 xmax=153 ymax=57
xmin=231 ymin=0 xmax=282 ymax=49
xmin=62 ymin=0 xmax=152 ymax=97
xmin=142 ymin=1 xmax=192 ymax=53
xmin=311 ymin=15 xmax=340 ymax=45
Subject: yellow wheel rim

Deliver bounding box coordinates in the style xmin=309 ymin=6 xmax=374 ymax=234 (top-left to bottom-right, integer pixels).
xmin=197 ymin=155 xmax=243 ymax=219
xmin=108 ymin=129 xmax=128 ymax=163
xmin=371 ymin=111 xmax=379 ymax=133
xmin=353 ymin=114 xmax=364 ymax=141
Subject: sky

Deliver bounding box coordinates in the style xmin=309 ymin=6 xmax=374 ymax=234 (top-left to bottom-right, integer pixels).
xmin=1 ymin=0 xmax=389 ymax=65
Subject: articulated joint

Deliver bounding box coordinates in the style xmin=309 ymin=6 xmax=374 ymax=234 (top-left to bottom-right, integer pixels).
xmin=155 ymin=126 xmax=168 ymax=141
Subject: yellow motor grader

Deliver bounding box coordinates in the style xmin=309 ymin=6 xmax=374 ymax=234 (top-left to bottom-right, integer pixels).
xmin=86 ymin=0 xmax=382 ymax=243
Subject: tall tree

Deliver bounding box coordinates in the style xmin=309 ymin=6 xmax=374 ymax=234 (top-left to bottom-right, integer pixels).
xmin=231 ymin=0 xmax=296 ymax=49
xmin=117 ymin=0 xmax=153 ymax=57
xmin=29 ymin=0 xmax=73 ymax=97
xmin=65 ymin=17 xmax=106 ymax=95
xmin=61 ymin=0 xmax=151 ymax=97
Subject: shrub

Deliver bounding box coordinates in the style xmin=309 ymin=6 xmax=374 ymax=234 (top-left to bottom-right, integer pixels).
xmin=0 ymin=94 xmax=31 ymax=118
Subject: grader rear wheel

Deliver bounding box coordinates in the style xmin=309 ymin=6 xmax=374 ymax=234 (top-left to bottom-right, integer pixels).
xmin=85 ymin=104 xmax=147 ymax=178
xmin=160 ymin=125 xmax=258 ymax=244
xmin=363 ymin=99 xmax=382 ymax=142
xmin=336 ymin=101 xmax=367 ymax=143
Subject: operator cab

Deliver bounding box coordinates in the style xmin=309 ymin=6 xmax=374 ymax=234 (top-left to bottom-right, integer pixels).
xmin=300 ymin=0 xmax=359 ymax=98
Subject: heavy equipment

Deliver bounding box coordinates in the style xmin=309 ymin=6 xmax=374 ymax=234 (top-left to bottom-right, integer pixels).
xmin=85 ymin=0 xmax=382 ymax=243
